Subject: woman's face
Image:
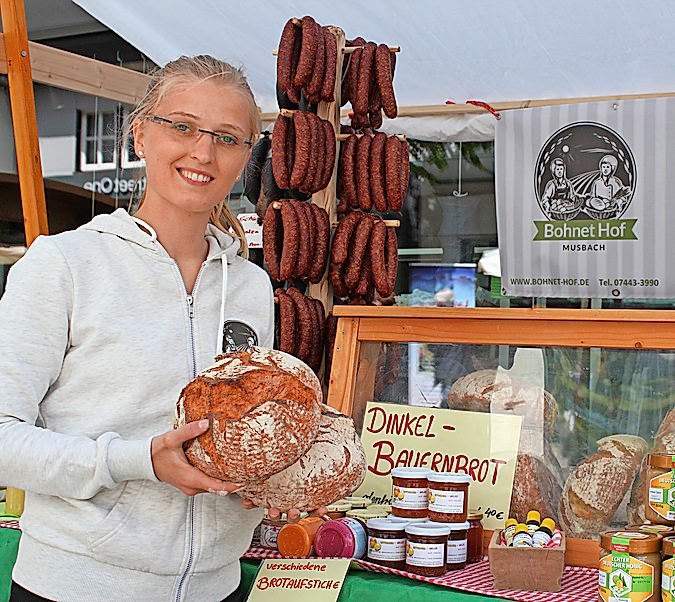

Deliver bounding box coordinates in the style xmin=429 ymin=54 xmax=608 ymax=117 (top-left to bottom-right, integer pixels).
xmin=134 ymin=79 xmax=252 ymax=217
xmin=601 ymin=161 xmax=613 ymax=176
xmin=554 ymin=164 xmax=564 ymax=178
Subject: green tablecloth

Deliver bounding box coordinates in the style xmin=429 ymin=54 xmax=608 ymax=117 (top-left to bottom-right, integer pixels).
xmin=0 ymin=528 xmax=20 ymax=602
xmin=0 ymin=529 xmax=494 ymax=602
xmin=240 ymin=559 xmax=496 ymax=601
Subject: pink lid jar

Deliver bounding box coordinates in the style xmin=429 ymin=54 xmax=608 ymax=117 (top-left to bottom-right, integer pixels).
xmin=314 ymin=517 xmax=367 ymax=559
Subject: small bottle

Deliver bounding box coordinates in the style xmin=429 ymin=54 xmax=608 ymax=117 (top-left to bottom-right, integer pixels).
xmin=532 ymin=518 xmax=556 ymax=548
xmin=503 ymin=518 xmax=518 ymax=546
xmin=512 ymin=523 xmax=533 ymax=547
xmin=526 ymin=510 xmax=541 ymax=536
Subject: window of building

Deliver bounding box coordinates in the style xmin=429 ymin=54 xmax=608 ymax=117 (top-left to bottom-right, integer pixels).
xmin=79 ymin=111 xmax=118 ymax=171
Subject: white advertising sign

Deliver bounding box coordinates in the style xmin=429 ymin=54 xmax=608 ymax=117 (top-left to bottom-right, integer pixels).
xmin=496 ymin=98 xmax=673 ymax=299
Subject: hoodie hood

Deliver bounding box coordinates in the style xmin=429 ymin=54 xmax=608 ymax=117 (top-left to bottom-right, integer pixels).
xmin=81 ymin=208 xmax=240 ymax=264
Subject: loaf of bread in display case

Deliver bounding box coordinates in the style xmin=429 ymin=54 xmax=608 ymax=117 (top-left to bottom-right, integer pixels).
xmin=627 ymin=407 xmax=675 ymax=524
xmin=558 ymin=434 xmax=647 ymax=539
xmin=448 ymin=368 xmax=563 ymax=522
xmin=447 ymin=369 xmax=558 ymax=433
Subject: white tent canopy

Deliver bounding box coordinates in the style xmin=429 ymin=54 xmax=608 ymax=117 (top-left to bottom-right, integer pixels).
xmin=74 ymin=0 xmax=675 ymax=134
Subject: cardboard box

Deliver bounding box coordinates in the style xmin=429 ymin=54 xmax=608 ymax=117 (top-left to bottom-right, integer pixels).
xmin=488 ymin=529 xmax=566 ymax=593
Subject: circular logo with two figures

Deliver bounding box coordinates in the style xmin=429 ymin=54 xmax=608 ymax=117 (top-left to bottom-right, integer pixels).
xmin=534 ymin=122 xmax=636 ymax=221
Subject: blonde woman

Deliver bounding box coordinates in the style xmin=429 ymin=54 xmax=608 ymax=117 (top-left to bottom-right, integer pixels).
xmin=0 ymin=56 xmax=274 ymax=602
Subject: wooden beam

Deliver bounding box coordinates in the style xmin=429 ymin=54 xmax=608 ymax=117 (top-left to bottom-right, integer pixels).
xmin=260 ymin=89 xmax=675 ymax=122
xmin=1 ymin=0 xmax=48 ymax=245
xmin=0 ymin=32 xmax=149 ymax=105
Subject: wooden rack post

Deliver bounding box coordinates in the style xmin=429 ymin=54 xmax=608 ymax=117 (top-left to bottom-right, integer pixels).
xmin=306 ymin=26 xmax=346 ymax=312
xmin=1 ymin=0 xmax=49 ymax=245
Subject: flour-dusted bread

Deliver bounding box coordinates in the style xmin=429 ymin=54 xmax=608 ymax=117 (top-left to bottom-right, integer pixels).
xmin=627 ymin=408 xmax=675 ymax=524
xmin=447 ymin=369 xmax=558 ymax=433
xmin=509 ymin=445 xmax=563 ymax=523
xmin=559 ymin=434 xmax=647 ymax=539
xmin=237 ymin=404 xmax=367 ymax=511
xmin=176 ymin=347 xmax=322 ymax=482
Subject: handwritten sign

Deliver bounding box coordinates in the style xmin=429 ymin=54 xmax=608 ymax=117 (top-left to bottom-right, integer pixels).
xmin=246 ymin=559 xmax=350 ymax=602
xmin=237 ymin=213 xmax=263 ymax=249
xmin=354 ymin=402 xmax=522 ymax=530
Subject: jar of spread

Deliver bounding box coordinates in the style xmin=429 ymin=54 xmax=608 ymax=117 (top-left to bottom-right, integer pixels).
xmin=347 ymin=509 xmax=389 ymax=521
xmin=663 ymin=536 xmax=675 ymax=602
xmin=368 ymin=504 xmax=393 ymax=515
xmin=467 ymin=510 xmax=484 ymax=563
xmin=366 ymin=519 xmax=407 ymax=570
xmin=447 ymin=521 xmax=470 ymax=570
xmin=341 ymin=496 xmax=373 ymax=509
xmin=646 ymin=454 xmax=675 ymax=525
xmin=277 ymin=517 xmax=324 ymax=558
xmin=387 ymin=514 xmax=429 ymax=525
xmin=423 ymin=520 xmax=469 ymax=570
xmin=426 ymin=472 xmax=471 ymax=523
xmin=325 ymin=502 xmax=352 ymax=519
xmin=259 ymin=513 xmax=286 ymax=549
xmin=314 ymin=517 xmax=367 ymax=559
xmin=405 ymin=523 xmax=450 ymax=577
xmin=599 ymin=530 xmax=662 ymax=602
xmin=391 ymin=467 xmax=429 ymax=518
xmin=626 ymin=523 xmax=675 ymax=542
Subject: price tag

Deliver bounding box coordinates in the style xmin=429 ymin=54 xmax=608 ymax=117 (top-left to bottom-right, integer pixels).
xmin=237 ymin=213 xmax=263 ymax=249
xmin=246 ymin=558 xmax=350 ymax=602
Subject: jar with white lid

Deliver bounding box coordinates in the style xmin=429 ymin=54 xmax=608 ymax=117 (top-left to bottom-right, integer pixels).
xmin=405 ymin=522 xmax=451 ymax=577
xmin=427 ymin=471 xmax=471 ymax=523
xmin=391 ymin=467 xmax=429 ymax=518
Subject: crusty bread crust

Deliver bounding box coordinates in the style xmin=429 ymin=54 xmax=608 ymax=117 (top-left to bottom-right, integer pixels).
xmin=509 ymin=446 xmax=563 ymax=523
xmin=176 ymin=347 xmax=322 ymax=482
xmin=627 ymin=408 xmax=675 ymax=524
xmin=558 ymin=434 xmax=647 ymax=538
xmin=237 ymin=404 xmax=367 ymax=511
xmin=447 ymin=369 xmax=558 ymax=433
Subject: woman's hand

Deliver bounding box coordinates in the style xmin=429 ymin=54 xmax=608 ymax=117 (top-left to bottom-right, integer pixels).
xmin=240 ymin=499 xmax=328 ymax=523
xmin=151 ymin=419 xmax=243 ymax=496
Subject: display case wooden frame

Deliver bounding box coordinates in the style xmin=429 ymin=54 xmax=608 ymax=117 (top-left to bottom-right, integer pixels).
xmin=325 ymin=305 xmax=675 ymax=568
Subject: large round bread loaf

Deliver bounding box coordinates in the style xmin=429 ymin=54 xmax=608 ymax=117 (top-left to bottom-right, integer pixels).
xmin=558 ymin=434 xmax=647 ymax=538
xmin=176 ymin=347 xmax=322 ymax=482
xmin=447 ymin=369 xmax=558 ymax=433
xmin=237 ymin=404 xmax=367 ymax=511
xmin=627 ymin=408 xmax=675 ymax=524
xmin=509 ymin=447 xmax=563 ymax=523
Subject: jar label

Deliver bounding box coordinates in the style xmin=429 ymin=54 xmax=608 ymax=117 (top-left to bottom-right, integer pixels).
xmin=648 ymin=469 xmax=675 ymax=521
xmin=428 ymin=488 xmax=465 ymax=514
xmin=447 ymin=538 xmax=467 ymax=563
xmin=251 ymin=523 xmax=262 ymax=547
xmin=392 ymin=485 xmax=428 ymax=509
xmin=340 ymin=517 xmax=367 ymax=558
xmin=406 ymin=541 xmax=445 ymax=567
xmin=599 ymin=551 xmax=654 ymax=602
xmin=663 ymin=557 xmax=674 ymax=602
xmin=367 ymin=536 xmax=406 ymax=562
xmin=259 ymin=523 xmax=283 ymax=549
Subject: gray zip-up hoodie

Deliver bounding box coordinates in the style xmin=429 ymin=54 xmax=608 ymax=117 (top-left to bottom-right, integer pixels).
xmin=0 ymin=208 xmax=273 ymax=601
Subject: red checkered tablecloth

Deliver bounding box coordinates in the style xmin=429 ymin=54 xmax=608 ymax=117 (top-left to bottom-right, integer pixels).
xmin=0 ymin=520 xmax=20 ymax=530
xmin=242 ymin=547 xmax=597 ymax=602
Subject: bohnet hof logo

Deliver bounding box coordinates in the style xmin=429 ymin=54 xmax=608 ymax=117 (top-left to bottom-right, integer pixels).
xmin=533 ymin=122 xmax=638 ymax=244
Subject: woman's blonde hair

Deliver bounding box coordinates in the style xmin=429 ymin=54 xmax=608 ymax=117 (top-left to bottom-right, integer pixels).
xmin=126 ymin=55 xmax=261 ymax=259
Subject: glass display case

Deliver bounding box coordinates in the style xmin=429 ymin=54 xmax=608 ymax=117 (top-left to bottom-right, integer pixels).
xmin=326 ymin=306 xmax=675 ymax=567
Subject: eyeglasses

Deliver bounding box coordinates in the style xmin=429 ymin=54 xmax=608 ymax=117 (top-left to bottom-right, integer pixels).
xmin=146 ymin=115 xmax=253 ymax=151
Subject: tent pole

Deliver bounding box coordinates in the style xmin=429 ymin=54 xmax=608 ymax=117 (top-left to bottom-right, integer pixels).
xmin=1 ymin=0 xmax=49 ymax=245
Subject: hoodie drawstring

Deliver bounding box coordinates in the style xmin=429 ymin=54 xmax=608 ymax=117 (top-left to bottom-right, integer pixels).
xmin=217 ymin=256 xmax=228 ymax=356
